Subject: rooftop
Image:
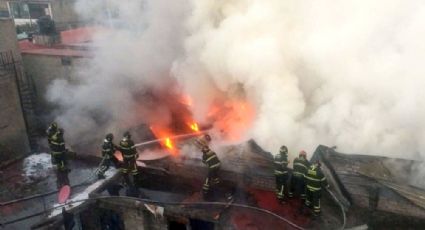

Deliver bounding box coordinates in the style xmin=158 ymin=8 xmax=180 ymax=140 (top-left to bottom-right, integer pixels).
xmin=18 ymin=27 xmax=102 ymax=58
xmin=1 ymin=139 xmax=425 ymax=229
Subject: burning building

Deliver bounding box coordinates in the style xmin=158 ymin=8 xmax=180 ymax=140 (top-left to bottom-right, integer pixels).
xmin=5 ymin=137 xmax=421 ymax=230
xmin=1 ymin=1 xmax=425 ymax=229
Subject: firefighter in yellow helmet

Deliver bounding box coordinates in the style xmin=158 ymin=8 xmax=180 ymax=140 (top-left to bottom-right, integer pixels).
xmin=46 ymin=122 xmax=68 ymax=172
xmin=97 ymin=133 xmax=119 ymax=179
xmin=289 ymin=150 xmax=310 ymax=199
xmin=274 ymin=145 xmax=289 ymax=203
xmin=119 ymin=131 xmax=139 ymax=185
xmin=201 ymin=146 xmax=221 ymax=196
xmin=305 ymin=161 xmax=329 ymax=216
xmin=46 ymin=122 xmax=72 ymax=188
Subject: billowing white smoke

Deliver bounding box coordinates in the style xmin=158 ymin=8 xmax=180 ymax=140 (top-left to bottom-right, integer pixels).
xmin=173 ymin=0 xmax=425 ymax=160
xmin=47 ymin=0 xmax=425 ymax=166
xmin=47 ymin=0 xmax=190 ymax=151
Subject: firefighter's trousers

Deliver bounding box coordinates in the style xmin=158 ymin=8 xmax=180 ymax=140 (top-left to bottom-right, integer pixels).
xmin=122 ymin=156 xmax=138 ymax=175
xmin=203 ymin=167 xmax=220 ymax=193
xmin=98 ymin=156 xmax=119 ymax=176
xmin=275 ymin=173 xmax=288 ymax=200
xmin=51 ymin=151 xmax=68 ymax=171
xmin=305 ymin=189 xmax=321 ymax=215
xmin=289 ymin=175 xmax=306 ymax=198
xmin=121 ymin=156 xmax=138 ymax=186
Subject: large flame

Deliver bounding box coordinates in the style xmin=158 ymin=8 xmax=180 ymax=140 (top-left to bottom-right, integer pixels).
xmin=143 ymin=90 xmax=255 ymax=155
xmin=150 ymin=125 xmax=177 ymax=155
xmin=207 ymin=99 xmax=255 ymax=141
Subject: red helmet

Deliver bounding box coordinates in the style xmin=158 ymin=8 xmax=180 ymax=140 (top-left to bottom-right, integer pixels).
xmin=299 ymin=150 xmax=307 ymax=158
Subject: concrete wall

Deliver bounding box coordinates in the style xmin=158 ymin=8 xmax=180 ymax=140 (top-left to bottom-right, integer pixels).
xmin=0 ymin=69 xmax=30 ymax=161
xmin=0 ymin=19 xmax=30 ymax=161
xmin=21 ymin=54 xmax=88 ymax=116
xmin=0 ymin=18 xmax=21 ymax=60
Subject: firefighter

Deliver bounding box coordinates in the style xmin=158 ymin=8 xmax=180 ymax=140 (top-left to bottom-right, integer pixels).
xmin=194 ymin=134 xmax=212 ymax=150
xmin=305 ymin=161 xmax=329 ymax=216
xmin=46 ymin=122 xmax=68 ymax=172
xmin=119 ymin=131 xmax=139 ymax=184
xmin=289 ymin=150 xmax=310 ymax=199
xmin=201 ymin=146 xmax=221 ymax=196
xmin=274 ymin=145 xmax=289 ymax=202
xmin=97 ymin=133 xmax=119 ymax=179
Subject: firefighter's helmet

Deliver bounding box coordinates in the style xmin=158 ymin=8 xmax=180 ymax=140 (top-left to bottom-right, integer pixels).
xmin=201 ymin=146 xmax=210 ymax=153
xmin=204 ymin=134 xmax=212 ymax=142
xmin=299 ymin=150 xmax=307 ymax=158
xmin=123 ymin=131 xmax=131 ymax=139
xmin=50 ymin=122 xmax=58 ymax=130
xmin=106 ymin=133 xmax=114 ymax=141
xmin=279 ymin=145 xmax=288 ymax=154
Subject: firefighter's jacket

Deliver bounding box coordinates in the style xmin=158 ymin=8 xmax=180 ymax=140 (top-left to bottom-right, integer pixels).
xmin=47 ymin=128 xmax=66 ymax=153
xmin=293 ymin=157 xmax=310 ymax=178
xmin=202 ymin=150 xmax=221 ymax=169
xmin=274 ymin=153 xmax=289 ymax=176
xmin=194 ymin=136 xmax=209 ymax=149
xmin=102 ymin=139 xmax=117 ymax=159
xmin=119 ymin=138 xmax=137 ymax=159
xmin=305 ymin=165 xmax=328 ymax=192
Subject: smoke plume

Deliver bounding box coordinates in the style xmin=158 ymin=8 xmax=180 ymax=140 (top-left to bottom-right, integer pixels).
xmin=47 ymin=0 xmax=425 ymax=170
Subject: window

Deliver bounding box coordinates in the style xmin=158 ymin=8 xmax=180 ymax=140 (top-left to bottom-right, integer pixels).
xmin=9 ymin=2 xmax=30 ymax=19
xmin=28 ymin=3 xmax=49 ymax=19
xmin=9 ymin=2 xmax=49 ymax=19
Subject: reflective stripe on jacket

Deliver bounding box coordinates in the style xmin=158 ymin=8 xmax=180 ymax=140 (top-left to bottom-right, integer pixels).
xmin=202 ymin=150 xmax=221 ymax=169
xmin=305 ymin=165 xmax=328 ymax=191
xmin=274 ymin=153 xmax=288 ymax=175
xmin=293 ymin=157 xmax=310 ymax=177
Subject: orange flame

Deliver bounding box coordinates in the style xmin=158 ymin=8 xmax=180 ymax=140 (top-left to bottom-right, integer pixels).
xmin=207 ymin=99 xmax=255 ymax=141
xmin=165 ymin=137 xmax=174 ymax=149
xmin=189 ymin=122 xmax=199 ymax=132
xmin=150 ymin=125 xmax=178 ymax=155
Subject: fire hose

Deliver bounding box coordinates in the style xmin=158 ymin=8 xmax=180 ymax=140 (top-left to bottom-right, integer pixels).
xmin=326 ymin=187 xmax=346 ymax=230
xmin=1 ymin=182 xmax=346 ymax=230
xmin=0 ymin=131 xmax=199 ymax=207
xmin=87 ymin=132 xmax=208 ymax=183
xmin=2 ymin=196 xmax=306 ymax=230
xmin=74 ymin=132 xmax=207 ymax=184
xmin=134 ymin=131 xmax=207 ymax=147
